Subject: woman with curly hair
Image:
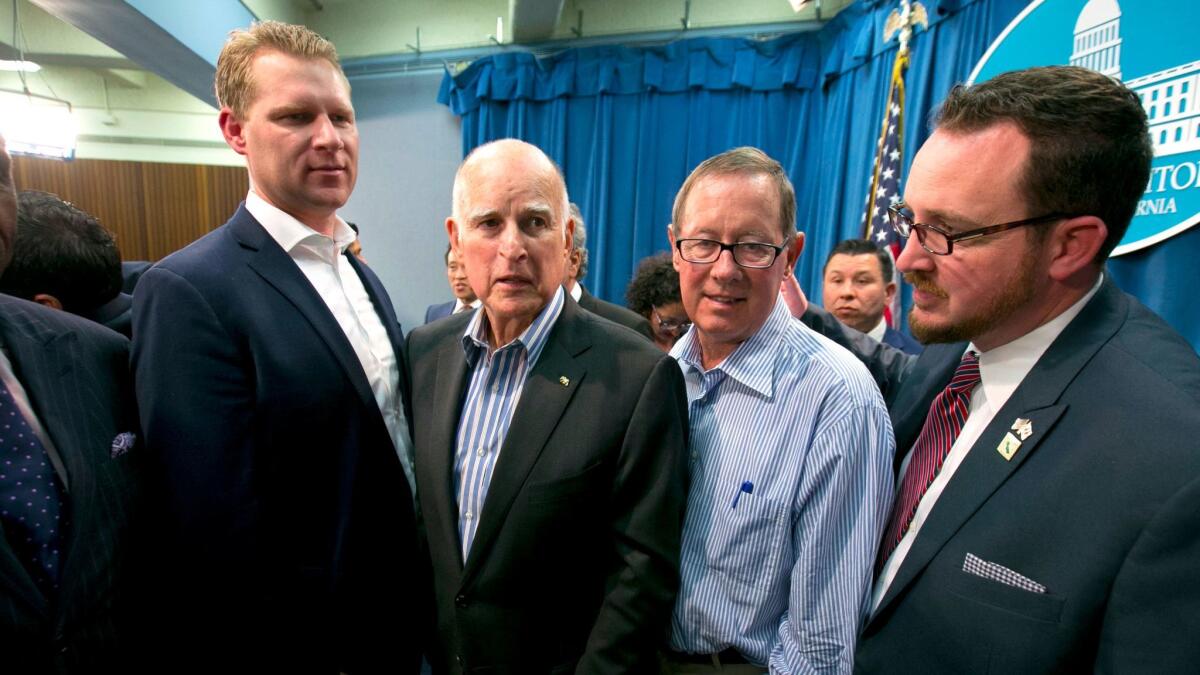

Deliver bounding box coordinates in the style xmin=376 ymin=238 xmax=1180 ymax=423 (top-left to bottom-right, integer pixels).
xmin=625 ymin=252 xmax=690 ymax=352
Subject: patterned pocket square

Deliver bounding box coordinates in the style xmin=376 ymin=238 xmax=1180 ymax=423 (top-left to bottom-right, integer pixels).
xmin=110 ymin=431 xmax=136 ymax=458
xmin=963 ymin=553 xmax=1047 ymax=594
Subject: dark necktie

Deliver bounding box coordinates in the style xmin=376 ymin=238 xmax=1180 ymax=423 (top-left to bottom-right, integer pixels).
xmin=0 ymin=382 xmax=66 ymax=595
xmin=876 ymin=350 xmax=981 ymax=573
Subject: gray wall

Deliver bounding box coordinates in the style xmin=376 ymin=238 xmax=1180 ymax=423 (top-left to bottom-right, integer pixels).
xmin=341 ymin=71 xmax=462 ymax=333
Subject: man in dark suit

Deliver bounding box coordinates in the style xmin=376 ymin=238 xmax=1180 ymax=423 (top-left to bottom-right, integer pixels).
xmin=0 ymin=190 xmax=133 ymax=338
xmin=407 ymin=138 xmax=688 ymax=674
xmin=425 ymin=244 xmax=479 ymax=323
xmin=132 ymin=22 xmax=420 ymax=673
xmin=822 ymin=238 xmax=922 ymax=355
xmin=563 ymin=203 xmax=655 ymax=341
xmin=856 ymin=66 xmax=1200 ymax=673
xmin=0 ymin=136 xmax=143 ymax=671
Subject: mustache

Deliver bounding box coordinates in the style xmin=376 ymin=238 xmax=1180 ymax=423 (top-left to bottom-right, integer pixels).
xmin=904 ymin=271 xmax=948 ymax=299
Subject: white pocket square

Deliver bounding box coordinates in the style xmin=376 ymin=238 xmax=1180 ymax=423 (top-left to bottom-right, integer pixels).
xmin=110 ymin=431 xmax=137 ymax=458
xmin=963 ymin=553 xmax=1047 ymax=594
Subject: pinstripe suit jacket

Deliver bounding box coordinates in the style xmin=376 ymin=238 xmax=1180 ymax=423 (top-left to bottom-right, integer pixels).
xmin=0 ymin=294 xmax=141 ymax=674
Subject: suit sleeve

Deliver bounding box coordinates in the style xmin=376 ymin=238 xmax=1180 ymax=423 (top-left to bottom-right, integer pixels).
xmin=1096 ymin=472 xmax=1200 ymax=672
xmin=131 ymin=266 xmax=260 ymax=566
xmin=800 ymin=306 xmax=915 ymax=406
xmin=576 ymin=355 xmax=689 ymax=674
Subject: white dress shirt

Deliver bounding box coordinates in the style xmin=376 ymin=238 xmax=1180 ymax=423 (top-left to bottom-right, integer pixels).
xmin=871 ymin=274 xmax=1104 ymax=614
xmin=453 ymin=298 xmax=482 ymax=314
xmin=568 ymin=281 xmax=583 ymax=302
xmin=867 ymin=317 xmax=888 ymax=342
xmin=246 ymin=192 xmax=415 ymax=492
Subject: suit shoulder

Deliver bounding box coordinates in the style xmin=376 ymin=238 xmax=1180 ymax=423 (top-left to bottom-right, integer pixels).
xmin=408 ymin=311 xmax=472 ymax=359
xmin=0 ymin=294 xmax=129 ymax=355
xmin=1100 ymin=297 xmax=1200 ymax=406
xmin=151 ymin=221 xmax=241 ymax=281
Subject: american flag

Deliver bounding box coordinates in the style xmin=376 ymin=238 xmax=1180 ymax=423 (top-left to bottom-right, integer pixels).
xmin=862 ymin=51 xmax=910 ymax=329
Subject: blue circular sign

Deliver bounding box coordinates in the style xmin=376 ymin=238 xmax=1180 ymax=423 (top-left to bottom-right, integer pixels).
xmin=970 ymin=0 xmax=1200 ymax=255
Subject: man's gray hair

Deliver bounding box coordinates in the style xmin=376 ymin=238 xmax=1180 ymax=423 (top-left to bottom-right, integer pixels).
xmin=569 ymin=203 xmax=588 ymax=282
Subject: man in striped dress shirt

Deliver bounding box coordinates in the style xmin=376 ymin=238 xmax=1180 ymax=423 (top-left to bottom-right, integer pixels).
xmin=662 ymin=148 xmax=895 ymax=674
xmin=407 ymin=138 xmax=689 ymax=674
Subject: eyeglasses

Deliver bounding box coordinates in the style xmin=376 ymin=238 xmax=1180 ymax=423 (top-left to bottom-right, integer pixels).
xmin=675 ymin=237 xmax=789 ymax=269
xmin=651 ymin=307 xmax=691 ymax=335
xmin=887 ymin=202 xmax=1073 ymax=256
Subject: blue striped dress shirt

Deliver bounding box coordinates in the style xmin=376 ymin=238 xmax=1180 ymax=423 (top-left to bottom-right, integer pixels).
xmin=454 ymin=287 xmax=565 ymax=561
xmin=668 ymin=298 xmax=895 ymax=673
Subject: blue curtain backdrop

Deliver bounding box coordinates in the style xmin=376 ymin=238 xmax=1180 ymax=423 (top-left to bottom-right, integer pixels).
xmin=439 ymin=0 xmax=1200 ymax=349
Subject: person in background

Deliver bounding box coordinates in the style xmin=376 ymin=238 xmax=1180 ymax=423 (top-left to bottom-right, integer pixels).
xmin=425 ymin=243 xmax=479 ymax=323
xmin=822 ymin=238 xmax=921 ymax=354
xmin=626 ymin=251 xmax=689 ymax=352
xmin=131 ymin=21 xmax=421 ymax=673
xmin=0 ymin=135 xmax=144 ymax=672
xmin=564 ymin=203 xmax=655 ymax=340
xmin=664 ymin=147 xmax=893 ymax=674
xmin=0 ymin=190 xmax=133 ymax=337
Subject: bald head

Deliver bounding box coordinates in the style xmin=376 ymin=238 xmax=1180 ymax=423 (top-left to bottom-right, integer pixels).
xmin=451 ymin=139 xmax=570 ymax=238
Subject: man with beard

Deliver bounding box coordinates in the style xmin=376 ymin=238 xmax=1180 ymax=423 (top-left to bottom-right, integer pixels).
xmin=856 ymin=66 xmax=1200 ymax=672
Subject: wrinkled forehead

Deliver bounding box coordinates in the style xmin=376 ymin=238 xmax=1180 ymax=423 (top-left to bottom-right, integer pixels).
xmin=456 ymin=150 xmax=565 ymax=219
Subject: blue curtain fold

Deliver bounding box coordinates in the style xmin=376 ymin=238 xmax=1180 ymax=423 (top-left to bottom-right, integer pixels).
xmin=438 ymin=0 xmax=1199 ymax=349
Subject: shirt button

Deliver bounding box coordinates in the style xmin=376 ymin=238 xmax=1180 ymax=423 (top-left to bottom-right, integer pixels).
xmin=464 ymin=511 xmax=473 ymax=520
xmin=691 ymin=452 xmax=698 ymax=460
xmin=476 ymin=448 xmax=485 ymax=457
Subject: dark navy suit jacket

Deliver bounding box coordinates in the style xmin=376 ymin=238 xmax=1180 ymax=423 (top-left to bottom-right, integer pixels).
xmin=882 ymin=325 xmax=923 ymax=355
xmin=424 ymin=300 xmax=456 ymax=324
xmin=132 ymin=205 xmax=422 ymax=673
xmin=856 ymin=278 xmax=1200 ymax=673
xmin=0 ymin=295 xmax=142 ymax=674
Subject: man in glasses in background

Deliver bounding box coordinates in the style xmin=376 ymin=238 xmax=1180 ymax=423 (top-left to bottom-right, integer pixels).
xmin=663 ymin=147 xmax=894 ymax=673
xmin=857 ymin=66 xmax=1200 ymax=672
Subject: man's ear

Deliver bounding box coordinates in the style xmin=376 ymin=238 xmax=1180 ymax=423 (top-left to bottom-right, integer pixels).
xmin=445 ymin=218 xmax=460 ymax=254
xmin=32 ymin=293 xmax=62 ymax=311
xmin=667 ymin=225 xmax=682 ymax=273
xmin=218 ymin=108 xmax=249 ymax=156
xmin=884 ymin=281 xmax=898 ymax=304
xmin=783 ymin=232 xmax=806 ymax=277
xmin=1048 ymin=215 xmax=1107 ymax=282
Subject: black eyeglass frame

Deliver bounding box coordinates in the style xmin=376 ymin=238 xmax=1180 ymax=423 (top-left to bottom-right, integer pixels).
xmin=651 ymin=307 xmax=691 ymax=334
xmin=674 ymin=237 xmax=790 ymax=269
xmin=887 ymin=202 xmax=1074 ymax=255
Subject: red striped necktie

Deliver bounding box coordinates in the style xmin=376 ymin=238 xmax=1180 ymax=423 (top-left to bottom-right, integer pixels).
xmin=876 ymin=350 xmax=981 ymax=574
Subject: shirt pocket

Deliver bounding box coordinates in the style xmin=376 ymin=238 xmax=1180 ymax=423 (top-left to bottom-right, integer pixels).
xmin=705 ymin=491 xmax=788 ymax=590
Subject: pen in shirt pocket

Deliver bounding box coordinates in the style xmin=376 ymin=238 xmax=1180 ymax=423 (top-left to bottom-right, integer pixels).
xmin=731 ymin=480 xmax=754 ymax=509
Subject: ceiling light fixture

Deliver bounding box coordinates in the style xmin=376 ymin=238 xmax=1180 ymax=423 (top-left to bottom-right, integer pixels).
xmin=0 ymin=59 xmax=40 ymax=72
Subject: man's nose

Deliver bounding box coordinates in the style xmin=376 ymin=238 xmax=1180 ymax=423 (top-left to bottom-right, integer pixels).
xmin=710 ymin=247 xmax=741 ymax=281
xmin=896 ymin=233 xmax=931 ymax=273
xmin=312 ymin=115 xmax=344 ymax=151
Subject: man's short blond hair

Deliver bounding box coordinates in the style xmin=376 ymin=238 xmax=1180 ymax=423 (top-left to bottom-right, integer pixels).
xmin=215 ymin=20 xmax=345 ymax=117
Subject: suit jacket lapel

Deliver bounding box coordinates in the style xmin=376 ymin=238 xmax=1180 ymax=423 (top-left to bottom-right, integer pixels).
xmin=0 ymin=308 xmax=78 ymax=618
xmin=424 ymin=335 xmax=470 ymax=574
xmin=873 ymin=279 xmax=1128 ymax=620
xmin=460 ymin=304 xmax=589 ymax=587
xmin=232 ymin=208 xmax=380 ymax=418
